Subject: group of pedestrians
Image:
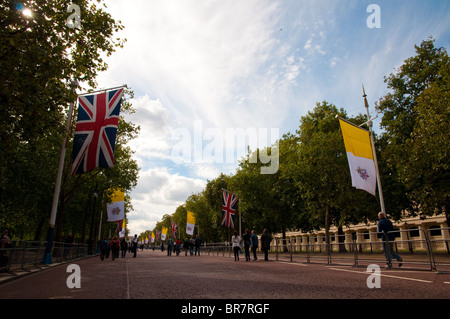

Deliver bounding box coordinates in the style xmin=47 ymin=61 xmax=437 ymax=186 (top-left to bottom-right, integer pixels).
xmin=166 ymin=237 xmax=182 ymax=256
xmin=180 ymin=235 xmax=201 ymax=256
xmin=232 ymin=213 xmax=402 ymax=267
xmin=99 ymin=234 xmax=138 ymax=261
xmin=232 ymin=228 xmax=272 ymax=262
xmin=97 ymin=213 xmax=402 ymax=267
xmin=154 ymin=235 xmax=202 ymax=257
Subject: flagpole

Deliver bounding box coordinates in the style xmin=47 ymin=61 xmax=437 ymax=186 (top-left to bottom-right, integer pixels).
xmin=238 ymin=198 xmax=242 ymax=237
xmin=44 ymin=98 xmax=76 ymax=264
xmin=362 ymin=85 xmax=386 ymax=216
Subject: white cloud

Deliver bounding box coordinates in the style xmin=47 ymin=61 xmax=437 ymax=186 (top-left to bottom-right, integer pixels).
xmin=102 ymin=0 xmax=287 ymax=129
xmin=124 ymin=95 xmax=172 ymax=166
xmin=128 ymin=167 xmax=206 ymax=234
xmin=95 ymin=0 xmax=450 ymax=236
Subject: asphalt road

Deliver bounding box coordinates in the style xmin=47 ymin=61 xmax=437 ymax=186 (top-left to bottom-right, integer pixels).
xmin=1 ymin=249 xmax=449 ymax=316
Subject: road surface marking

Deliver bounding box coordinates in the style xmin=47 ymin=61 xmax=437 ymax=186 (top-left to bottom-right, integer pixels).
xmin=277 ymin=261 xmax=308 ymax=266
xmin=327 ymin=267 xmax=433 ymax=283
xmin=125 ymin=258 xmax=130 ymax=299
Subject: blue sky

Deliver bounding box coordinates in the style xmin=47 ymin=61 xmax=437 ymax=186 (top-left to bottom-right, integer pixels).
xmin=95 ymin=0 xmax=450 ymax=235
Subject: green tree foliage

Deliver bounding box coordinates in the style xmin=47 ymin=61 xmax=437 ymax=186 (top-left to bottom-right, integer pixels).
xmin=149 ymin=38 xmax=448 ymax=243
xmin=402 ymin=62 xmax=450 ymax=222
xmin=0 ymin=1 xmax=138 ymax=241
xmin=295 ymin=102 xmax=379 ymax=246
xmin=376 ymin=38 xmax=449 ymax=223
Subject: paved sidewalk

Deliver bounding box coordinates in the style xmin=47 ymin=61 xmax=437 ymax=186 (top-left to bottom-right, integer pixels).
xmin=0 ymin=256 xmax=95 ymax=284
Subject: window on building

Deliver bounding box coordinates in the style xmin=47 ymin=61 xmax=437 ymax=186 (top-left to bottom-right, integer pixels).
xmin=408 ymin=227 xmax=420 ymax=237
xmin=429 ymin=225 xmax=442 ymax=236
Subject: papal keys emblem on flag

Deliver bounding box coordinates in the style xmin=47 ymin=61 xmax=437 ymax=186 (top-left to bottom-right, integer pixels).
xmin=72 ymin=88 xmax=124 ymax=175
xmin=221 ymin=189 xmax=238 ymax=229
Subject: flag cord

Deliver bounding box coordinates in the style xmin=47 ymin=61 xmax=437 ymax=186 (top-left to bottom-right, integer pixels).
xmin=77 ymin=84 xmax=128 ymax=97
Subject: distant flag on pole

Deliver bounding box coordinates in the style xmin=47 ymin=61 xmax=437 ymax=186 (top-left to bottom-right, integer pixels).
xmin=72 ymin=88 xmax=124 ymax=175
xmin=151 ymin=232 xmax=155 ymax=243
xmin=107 ymin=188 xmax=125 ymax=222
xmin=339 ymin=119 xmax=377 ymax=196
xmin=155 ymin=230 xmax=160 ymax=242
xmin=186 ymin=211 xmax=195 ymax=235
xmin=171 ymin=222 xmax=178 ymax=238
xmin=221 ymin=189 xmax=237 ymax=229
xmin=161 ymin=227 xmax=168 ymax=241
xmin=119 ymin=226 xmax=126 ymax=238
xmin=115 ymin=220 xmax=123 ymax=234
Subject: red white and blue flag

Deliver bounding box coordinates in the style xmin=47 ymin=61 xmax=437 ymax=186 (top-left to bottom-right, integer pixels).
xmin=221 ymin=189 xmax=238 ymax=229
xmin=72 ymin=88 xmax=124 ymax=175
xmin=171 ymin=222 xmax=178 ymax=238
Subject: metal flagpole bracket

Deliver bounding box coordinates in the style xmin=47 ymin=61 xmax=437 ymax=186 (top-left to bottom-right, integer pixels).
xmin=358 ymin=115 xmax=378 ymax=127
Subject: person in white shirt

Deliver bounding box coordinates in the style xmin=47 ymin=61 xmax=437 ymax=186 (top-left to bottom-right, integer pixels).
xmin=231 ymin=231 xmax=241 ymax=261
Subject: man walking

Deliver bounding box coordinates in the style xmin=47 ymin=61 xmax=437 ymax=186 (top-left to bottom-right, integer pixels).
xmin=250 ymin=230 xmax=258 ymax=261
xmin=195 ymin=235 xmax=201 ymax=256
xmin=377 ymin=212 xmax=403 ymax=267
xmin=260 ymin=229 xmax=272 ymax=261
xmin=132 ymin=234 xmax=138 ymax=258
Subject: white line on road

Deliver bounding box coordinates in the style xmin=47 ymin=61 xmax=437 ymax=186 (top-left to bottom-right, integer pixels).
xmin=125 ymin=258 xmax=130 ymax=299
xmin=277 ymin=261 xmax=308 ymax=266
xmin=327 ymin=267 xmax=433 ymax=283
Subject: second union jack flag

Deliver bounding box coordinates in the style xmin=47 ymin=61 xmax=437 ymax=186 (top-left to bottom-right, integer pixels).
xmin=72 ymin=88 xmax=124 ymax=175
xmin=171 ymin=222 xmax=178 ymax=238
xmin=221 ymin=189 xmax=238 ymax=229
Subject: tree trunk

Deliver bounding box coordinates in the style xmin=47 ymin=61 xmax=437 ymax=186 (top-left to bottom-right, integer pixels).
xmin=337 ymin=226 xmax=347 ymax=253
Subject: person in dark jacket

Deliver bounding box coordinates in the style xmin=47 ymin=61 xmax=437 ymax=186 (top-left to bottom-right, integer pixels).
xmin=100 ymin=239 xmax=109 ymax=261
xmin=250 ymin=230 xmax=259 ymax=261
xmin=183 ymin=238 xmax=190 ymax=256
xmin=194 ymin=235 xmax=201 ymax=256
xmin=377 ymin=212 xmax=402 ymax=267
xmin=242 ymin=228 xmax=251 ymax=261
xmin=120 ymin=238 xmax=128 ymax=258
xmin=260 ymin=229 xmax=272 ymax=261
xmin=110 ymin=236 xmax=120 ymax=261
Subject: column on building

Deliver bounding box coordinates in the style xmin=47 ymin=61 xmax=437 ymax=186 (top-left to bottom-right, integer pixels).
xmin=369 ymin=227 xmax=380 ymax=252
xmin=418 ymin=223 xmax=428 ymax=251
xmin=355 ymin=230 xmax=365 ymax=253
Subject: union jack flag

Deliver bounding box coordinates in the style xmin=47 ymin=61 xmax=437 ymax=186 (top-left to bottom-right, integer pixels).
xmin=171 ymin=222 xmax=178 ymax=238
xmin=72 ymin=88 xmax=124 ymax=175
xmin=221 ymin=189 xmax=238 ymax=229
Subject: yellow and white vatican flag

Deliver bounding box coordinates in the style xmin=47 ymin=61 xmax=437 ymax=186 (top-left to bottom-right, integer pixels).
xmin=107 ymin=188 xmax=125 ymax=222
xmin=186 ymin=211 xmax=195 ymax=235
xmin=339 ymin=119 xmax=376 ymax=196
xmin=161 ymin=227 xmax=168 ymax=241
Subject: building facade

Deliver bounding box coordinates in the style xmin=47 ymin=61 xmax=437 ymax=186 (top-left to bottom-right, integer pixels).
xmin=276 ymin=214 xmax=449 ymax=252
